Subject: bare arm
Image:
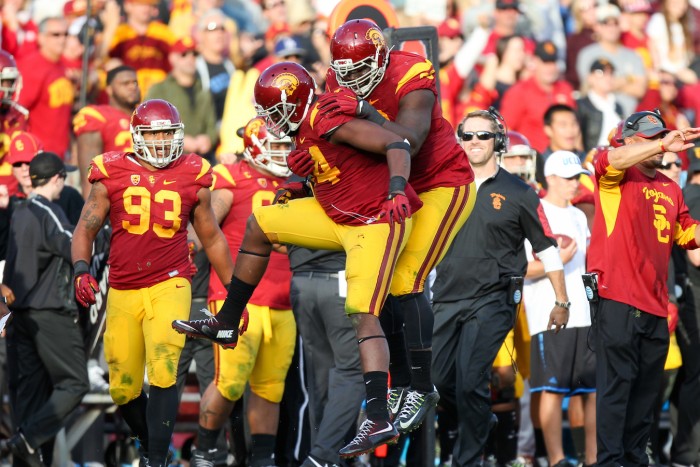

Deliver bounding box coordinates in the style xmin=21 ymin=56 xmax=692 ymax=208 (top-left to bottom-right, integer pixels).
xmin=329 ymin=119 xmax=410 ymax=182
xmin=210 ymin=189 xmax=234 ymax=225
xmin=191 ymin=187 xmax=234 ymax=285
xmin=72 ymin=181 xmax=110 ymax=264
xmin=608 ymin=129 xmax=700 ymax=170
xmin=380 ymin=89 xmax=435 ymax=157
xmin=76 ymin=132 xmax=103 ymax=200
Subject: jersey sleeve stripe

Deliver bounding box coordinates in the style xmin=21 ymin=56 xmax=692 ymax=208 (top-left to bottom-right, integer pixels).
xmin=579 ymin=173 xmax=595 ymax=192
xmin=77 ymin=107 xmax=107 ymax=124
xmin=93 ymin=155 xmax=109 ymax=178
xmin=195 ymin=159 xmax=212 ymax=182
xmin=599 ymin=183 xmax=622 ymax=236
xmin=212 ymin=164 xmax=236 ymax=189
xmin=309 ymin=104 xmax=320 ymax=130
xmin=395 ymin=60 xmax=434 ymax=94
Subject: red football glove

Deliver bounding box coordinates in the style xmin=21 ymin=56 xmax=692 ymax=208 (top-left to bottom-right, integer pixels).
xmin=316 ymin=88 xmax=359 ymax=117
xmin=668 ymin=302 xmax=679 ymax=334
xmin=379 ymin=192 xmax=411 ymax=224
xmin=287 ymin=149 xmax=315 ymax=177
xmin=75 ymin=273 xmax=99 ymax=307
xmin=239 ymin=308 xmax=250 ymax=336
xmin=274 ymin=180 xmax=313 ymax=204
xmin=187 ymin=240 xmax=198 ymax=276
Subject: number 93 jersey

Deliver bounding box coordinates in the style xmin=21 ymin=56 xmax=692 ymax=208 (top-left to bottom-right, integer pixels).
xmin=88 ymin=151 xmax=213 ymax=289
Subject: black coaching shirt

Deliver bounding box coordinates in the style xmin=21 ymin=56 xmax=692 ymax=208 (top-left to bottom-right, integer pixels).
xmin=432 ymin=167 xmax=557 ymax=303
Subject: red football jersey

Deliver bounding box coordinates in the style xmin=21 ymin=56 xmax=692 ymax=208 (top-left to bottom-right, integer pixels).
xmin=73 ymin=105 xmax=133 ymax=153
xmin=88 ymin=152 xmax=213 ymax=289
xmin=294 ymin=99 xmax=422 ymax=226
xmin=208 ymin=161 xmax=291 ymax=309
xmin=326 ymin=50 xmax=474 ymax=194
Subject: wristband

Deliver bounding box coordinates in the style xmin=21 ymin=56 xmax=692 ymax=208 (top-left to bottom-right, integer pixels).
xmin=385 ymin=140 xmax=411 ymax=153
xmin=73 ymin=260 xmax=90 ymax=275
xmin=659 ymin=139 xmax=666 ymax=153
xmin=388 ymin=176 xmax=407 ymax=194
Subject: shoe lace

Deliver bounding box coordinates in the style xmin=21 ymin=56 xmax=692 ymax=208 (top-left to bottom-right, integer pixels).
xmin=192 ymin=450 xmax=215 ymax=467
xmin=398 ymin=390 xmax=426 ymax=419
xmin=350 ymin=419 xmax=377 ymax=445
xmin=387 ymin=388 xmax=403 ymax=410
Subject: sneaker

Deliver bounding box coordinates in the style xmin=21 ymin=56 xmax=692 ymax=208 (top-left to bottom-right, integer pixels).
xmin=338 ymin=419 xmax=399 ymax=458
xmin=0 ymin=433 xmax=43 ymax=467
xmin=300 ymin=454 xmax=340 ymax=467
xmin=190 ymin=448 xmax=217 ymax=467
xmin=387 ymin=386 xmax=407 ymax=423
xmin=394 ymin=387 xmax=440 ymax=433
xmin=172 ymin=316 xmax=239 ymax=349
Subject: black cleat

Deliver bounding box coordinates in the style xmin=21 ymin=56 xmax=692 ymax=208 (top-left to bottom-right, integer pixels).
xmin=387 ymin=386 xmax=407 ymax=423
xmin=338 ymin=419 xmax=399 ymax=458
xmin=394 ymin=387 xmax=440 ymax=433
xmin=172 ymin=316 xmax=239 ymax=349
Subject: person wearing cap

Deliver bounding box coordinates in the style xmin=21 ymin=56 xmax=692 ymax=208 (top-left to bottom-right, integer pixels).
xmin=576 ymin=58 xmax=624 ymax=152
xmin=576 ymin=4 xmax=646 ymax=116
xmin=500 ymin=40 xmax=576 ymax=153
xmin=274 ymin=35 xmax=307 ymax=64
xmin=146 ymin=37 xmax=218 ymax=163
xmin=587 ymin=112 xmax=700 ymax=466
xmin=0 ymin=151 xmax=90 ymax=467
xmin=523 ymin=150 xmax=596 ymax=467
xmin=73 ymin=65 xmax=141 ymax=198
xmin=103 ymin=0 xmax=175 ymax=97
xmin=432 ymin=110 xmax=567 ymax=467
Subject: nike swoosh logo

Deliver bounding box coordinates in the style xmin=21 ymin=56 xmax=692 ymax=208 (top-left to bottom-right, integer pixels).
xmin=176 ymin=284 xmax=186 ymax=288
xmin=399 ymin=410 xmax=423 ymax=430
xmin=662 ymin=183 xmax=670 ymax=186
xmin=299 ymin=137 xmax=306 ymax=144
xmin=164 ymin=180 xmax=176 ymax=185
xmin=373 ymin=422 xmax=395 ymax=435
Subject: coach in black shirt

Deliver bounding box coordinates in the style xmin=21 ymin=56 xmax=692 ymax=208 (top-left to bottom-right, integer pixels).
xmin=432 ymin=109 xmax=569 ymax=467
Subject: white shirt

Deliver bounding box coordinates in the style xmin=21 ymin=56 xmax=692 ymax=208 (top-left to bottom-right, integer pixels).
xmin=523 ymin=200 xmax=590 ymax=335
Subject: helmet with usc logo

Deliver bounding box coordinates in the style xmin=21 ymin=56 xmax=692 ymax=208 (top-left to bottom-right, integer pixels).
xmin=130 ymin=99 xmax=185 ymax=168
xmin=254 ymin=62 xmax=316 ymax=138
xmin=0 ymin=51 xmax=21 ymax=105
xmin=330 ymin=19 xmax=389 ymax=98
xmin=242 ymin=117 xmax=292 ymax=177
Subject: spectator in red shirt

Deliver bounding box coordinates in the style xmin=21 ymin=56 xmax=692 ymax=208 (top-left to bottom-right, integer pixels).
xmin=16 ymin=17 xmax=74 ymax=160
xmin=500 ymin=41 xmax=575 ymax=153
xmin=620 ymin=0 xmax=654 ymax=70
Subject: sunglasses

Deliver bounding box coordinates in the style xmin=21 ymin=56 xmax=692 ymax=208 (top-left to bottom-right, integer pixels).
xmin=181 ymin=51 xmax=199 ymax=57
xmin=11 ymin=161 xmax=29 ymax=168
xmin=659 ymin=160 xmax=682 ymax=170
xmin=47 ymin=31 xmax=69 ymax=37
xmin=205 ymin=23 xmax=225 ymax=32
xmin=461 ymin=131 xmax=496 ymax=141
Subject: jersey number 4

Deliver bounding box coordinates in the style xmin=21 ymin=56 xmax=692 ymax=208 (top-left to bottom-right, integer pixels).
xmin=122 ymin=186 xmax=182 ymax=238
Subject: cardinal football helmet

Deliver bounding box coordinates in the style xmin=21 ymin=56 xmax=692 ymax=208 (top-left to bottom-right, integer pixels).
xmin=242 ymin=117 xmax=292 ymax=177
xmin=607 ymin=120 xmax=625 ymax=148
xmin=254 ymin=62 xmax=316 ymax=137
xmin=500 ymin=131 xmax=536 ymax=184
xmin=330 ymin=19 xmax=389 ymax=99
xmin=130 ymin=99 xmax=185 ymax=168
xmin=0 ymin=51 xmax=20 ymax=105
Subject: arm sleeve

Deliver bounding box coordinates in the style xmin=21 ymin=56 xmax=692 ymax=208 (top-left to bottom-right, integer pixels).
xmin=521 ymin=189 xmax=558 ymax=254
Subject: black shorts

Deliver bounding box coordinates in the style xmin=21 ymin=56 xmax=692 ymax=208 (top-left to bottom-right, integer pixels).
xmin=530 ymin=326 xmax=596 ymax=395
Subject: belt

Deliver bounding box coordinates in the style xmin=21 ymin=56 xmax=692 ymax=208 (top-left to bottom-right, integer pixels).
xmin=293 ymin=271 xmax=340 ymax=279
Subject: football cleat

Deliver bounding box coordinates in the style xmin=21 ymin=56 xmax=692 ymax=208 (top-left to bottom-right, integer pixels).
xmin=172 ymin=316 xmax=239 ymax=349
xmin=394 ymin=387 xmax=440 ymax=433
xmin=300 ymin=454 xmax=340 ymax=467
xmin=190 ymin=448 xmax=217 ymax=467
xmin=338 ymin=419 xmax=399 ymax=458
xmin=387 ymin=386 xmax=407 ymax=423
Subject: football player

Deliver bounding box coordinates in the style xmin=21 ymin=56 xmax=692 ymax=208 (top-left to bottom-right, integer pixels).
xmin=71 ymin=99 xmax=234 ymax=467
xmin=73 ymin=65 xmax=141 ymax=198
xmin=189 ymin=117 xmax=295 ymax=467
xmin=325 ymin=19 xmax=475 ymax=433
xmin=173 ymin=61 xmax=422 ymax=458
xmin=0 ymin=50 xmax=28 ymax=196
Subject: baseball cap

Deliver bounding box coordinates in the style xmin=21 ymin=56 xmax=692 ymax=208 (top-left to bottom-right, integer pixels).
xmin=8 ymin=132 xmax=43 ymax=165
xmin=171 ymin=37 xmax=196 ymax=55
xmin=274 ymin=36 xmax=306 ymax=58
xmin=534 ymin=40 xmax=558 ymax=62
xmin=590 ymin=58 xmax=615 ymax=73
xmin=622 ymin=111 xmax=670 ymax=139
xmin=597 ymin=3 xmax=621 ymax=22
xmin=29 ymin=152 xmax=77 ymax=181
xmin=438 ymin=18 xmax=463 ymax=39
xmin=496 ymin=0 xmax=521 ymax=10
xmin=545 ymin=150 xmax=589 ymax=178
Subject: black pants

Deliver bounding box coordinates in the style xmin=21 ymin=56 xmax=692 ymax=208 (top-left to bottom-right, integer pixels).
xmin=6 ymin=309 xmax=89 ymax=449
xmin=672 ymin=286 xmax=700 ymax=465
xmin=595 ymin=298 xmax=668 ymax=467
xmin=432 ymin=291 xmax=515 ymax=467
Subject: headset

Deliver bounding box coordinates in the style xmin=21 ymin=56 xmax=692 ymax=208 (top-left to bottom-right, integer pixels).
xmin=624 ymin=108 xmax=666 ymax=133
xmin=457 ymin=106 xmax=509 ymax=155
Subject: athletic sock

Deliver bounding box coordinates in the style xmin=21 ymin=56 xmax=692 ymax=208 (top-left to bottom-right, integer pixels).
xmin=364 ymin=371 xmax=390 ymax=421
xmin=120 ymin=391 xmax=150 ymax=453
xmin=196 ymin=426 xmax=221 ymax=452
xmin=249 ymin=434 xmax=275 ymax=467
xmin=147 ymin=386 xmax=178 ymax=466
xmin=216 ymin=276 xmax=256 ymax=324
